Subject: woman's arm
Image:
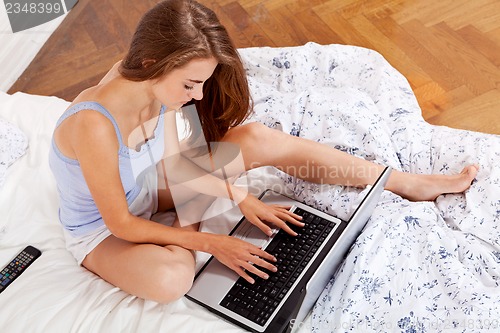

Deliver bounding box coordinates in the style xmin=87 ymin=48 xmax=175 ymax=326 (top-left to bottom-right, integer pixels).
xmin=160 ymin=110 xmax=304 ymax=236
xmin=72 ymin=108 xmax=275 ymax=283
xmin=160 ymin=110 xmax=241 ymax=197
xmin=72 ymin=108 xmax=203 ymax=246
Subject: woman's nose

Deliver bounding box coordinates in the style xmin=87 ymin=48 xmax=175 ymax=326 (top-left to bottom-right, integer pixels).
xmin=190 ymin=85 xmax=204 ymax=100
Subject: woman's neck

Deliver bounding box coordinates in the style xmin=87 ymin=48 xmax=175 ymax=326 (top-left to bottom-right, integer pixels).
xmin=109 ymin=77 xmax=156 ymax=114
xmin=89 ymin=76 xmax=160 ymax=123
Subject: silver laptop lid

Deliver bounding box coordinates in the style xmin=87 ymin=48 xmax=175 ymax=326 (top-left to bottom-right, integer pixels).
xmin=292 ymin=166 xmax=392 ymax=326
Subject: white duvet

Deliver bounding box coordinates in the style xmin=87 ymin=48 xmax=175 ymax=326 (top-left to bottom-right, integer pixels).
xmin=0 ymin=42 xmax=499 ymax=332
xmin=242 ymin=43 xmax=500 ymax=332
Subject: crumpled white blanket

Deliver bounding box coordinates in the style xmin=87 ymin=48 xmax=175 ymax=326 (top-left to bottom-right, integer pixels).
xmin=240 ymin=42 xmax=500 ymax=333
xmin=0 ymin=117 xmax=28 ymax=189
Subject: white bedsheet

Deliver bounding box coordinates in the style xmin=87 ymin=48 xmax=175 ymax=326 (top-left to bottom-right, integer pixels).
xmin=0 ymin=91 xmax=256 ymax=332
xmin=0 ymin=42 xmax=499 ymax=332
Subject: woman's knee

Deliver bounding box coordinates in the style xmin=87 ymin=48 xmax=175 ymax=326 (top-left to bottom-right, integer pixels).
xmin=153 ymin=260 xmax=195 ymax=303
xmin=231 ymin=122 xmax=271 ymax=144
xmin=241 ymin=122 xmax=275 ymax=144
xmin=224 ymin=122 xmax=279 ymax=166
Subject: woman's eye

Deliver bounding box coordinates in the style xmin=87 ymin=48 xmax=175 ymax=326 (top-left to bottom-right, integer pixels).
xmin=184 ymin=85 xmax=194 ymax=91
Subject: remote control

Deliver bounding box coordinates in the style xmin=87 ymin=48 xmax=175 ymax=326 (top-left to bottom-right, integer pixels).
xmin=0 ymin=245 xmax=42 ymax=294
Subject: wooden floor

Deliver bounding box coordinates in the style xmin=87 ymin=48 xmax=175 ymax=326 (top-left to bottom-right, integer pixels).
xmin=8 ymin=0 xmax=500 ymax=134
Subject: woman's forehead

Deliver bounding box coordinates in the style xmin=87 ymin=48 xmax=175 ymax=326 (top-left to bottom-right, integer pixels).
xmin=174 ymin=57 xmax=218 ymax=80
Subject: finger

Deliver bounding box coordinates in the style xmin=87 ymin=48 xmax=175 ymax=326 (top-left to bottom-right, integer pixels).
xmin=233 ymin=266 xmax=255 ymax=284
xmin=267 ymin=215 xmax=298 ymax=236
xmin=271 ymin=204 xmax=293 ymax=210
xmin=252 ymin=247 xmax=277 ymax=263
xmin=279 ymin=222 xmax=298 ymax=236
xmin=276 ymin=211 xmax=305 ymax=227
xmin=247 ymin=215 xmax=273 ymax=236
xmin=288 ymin=210 xmax=304 ymax=222
xmin=241 ymin=261 xmax=270 ymax=281
xmin=273 ymin=206 xmax=303 ymax=221
xmin=252 ymin=256 xmax=278 ymax=273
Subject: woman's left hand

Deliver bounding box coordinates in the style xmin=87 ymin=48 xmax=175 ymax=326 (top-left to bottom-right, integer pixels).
xmin=238 ymin=194 xmax=304 ymax=236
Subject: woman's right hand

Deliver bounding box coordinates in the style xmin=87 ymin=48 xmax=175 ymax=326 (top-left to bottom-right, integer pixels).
xmin=238 ymin=194 xmax=304 ymax=237
xmin=208 ymin=234 xmax=278 ymax=284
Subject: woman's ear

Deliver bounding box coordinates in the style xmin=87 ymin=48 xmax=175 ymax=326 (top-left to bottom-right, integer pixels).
xmin=142 ymin=59 xmax=157 ymax=68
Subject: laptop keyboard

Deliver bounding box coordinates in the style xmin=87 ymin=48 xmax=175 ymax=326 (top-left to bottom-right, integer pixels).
xmin=219 ymin=207 xmax=335 ymax=326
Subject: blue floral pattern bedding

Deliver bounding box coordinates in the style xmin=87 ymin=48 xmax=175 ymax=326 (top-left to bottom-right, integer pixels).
xmin=239 ymin=43 xmax=500 ymax=332
xmin=0 ymin=117 xmax=28 ymax=190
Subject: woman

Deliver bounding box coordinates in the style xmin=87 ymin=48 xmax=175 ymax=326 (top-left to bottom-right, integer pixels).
xmin=49 ymin=0 xmax=478 ymax=303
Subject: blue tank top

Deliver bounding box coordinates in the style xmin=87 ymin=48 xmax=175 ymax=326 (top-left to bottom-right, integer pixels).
xmin=49 ymin=101 xmax=165 ymax=237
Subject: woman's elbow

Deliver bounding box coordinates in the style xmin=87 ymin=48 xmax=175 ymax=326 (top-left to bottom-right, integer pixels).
xmin=104 ymin=212 xmax=133 ymax=241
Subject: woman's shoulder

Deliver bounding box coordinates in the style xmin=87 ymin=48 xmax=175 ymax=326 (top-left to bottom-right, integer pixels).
xmin=61 ymin=103 xmax=118 ymax=140
xmin=53 ymin=88 xmax=121 ymax=160
xmin=67 ymin=85 xmax=120 ymax=120
xmin=71 ymin=81 xmax=108 ymax=104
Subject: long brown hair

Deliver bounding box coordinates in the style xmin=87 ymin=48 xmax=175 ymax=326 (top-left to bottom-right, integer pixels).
xmin=119 ymin=0 xmax=252 ymax=143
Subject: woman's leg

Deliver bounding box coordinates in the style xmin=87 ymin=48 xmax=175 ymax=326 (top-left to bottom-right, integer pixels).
xmin=221 ymin=122 xmax=478 ymax=201
xmin=82 ymin=219 xmax=197 ymax=303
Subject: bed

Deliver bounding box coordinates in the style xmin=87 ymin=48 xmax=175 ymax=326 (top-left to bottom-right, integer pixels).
xmin=1 ymin=42 xmax=499 ymax=332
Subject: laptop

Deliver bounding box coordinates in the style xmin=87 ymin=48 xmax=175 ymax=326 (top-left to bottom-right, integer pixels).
xmin=186 ymin=166 xmax=392 ymax=333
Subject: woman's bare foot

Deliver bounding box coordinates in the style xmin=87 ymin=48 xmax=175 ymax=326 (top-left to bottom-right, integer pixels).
xmin=388 ymin=164 xmax=479 ymax=201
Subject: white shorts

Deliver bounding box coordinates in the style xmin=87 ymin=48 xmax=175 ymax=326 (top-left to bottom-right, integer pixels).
xmin=63 ymin=169 xmax=161 ymax=265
